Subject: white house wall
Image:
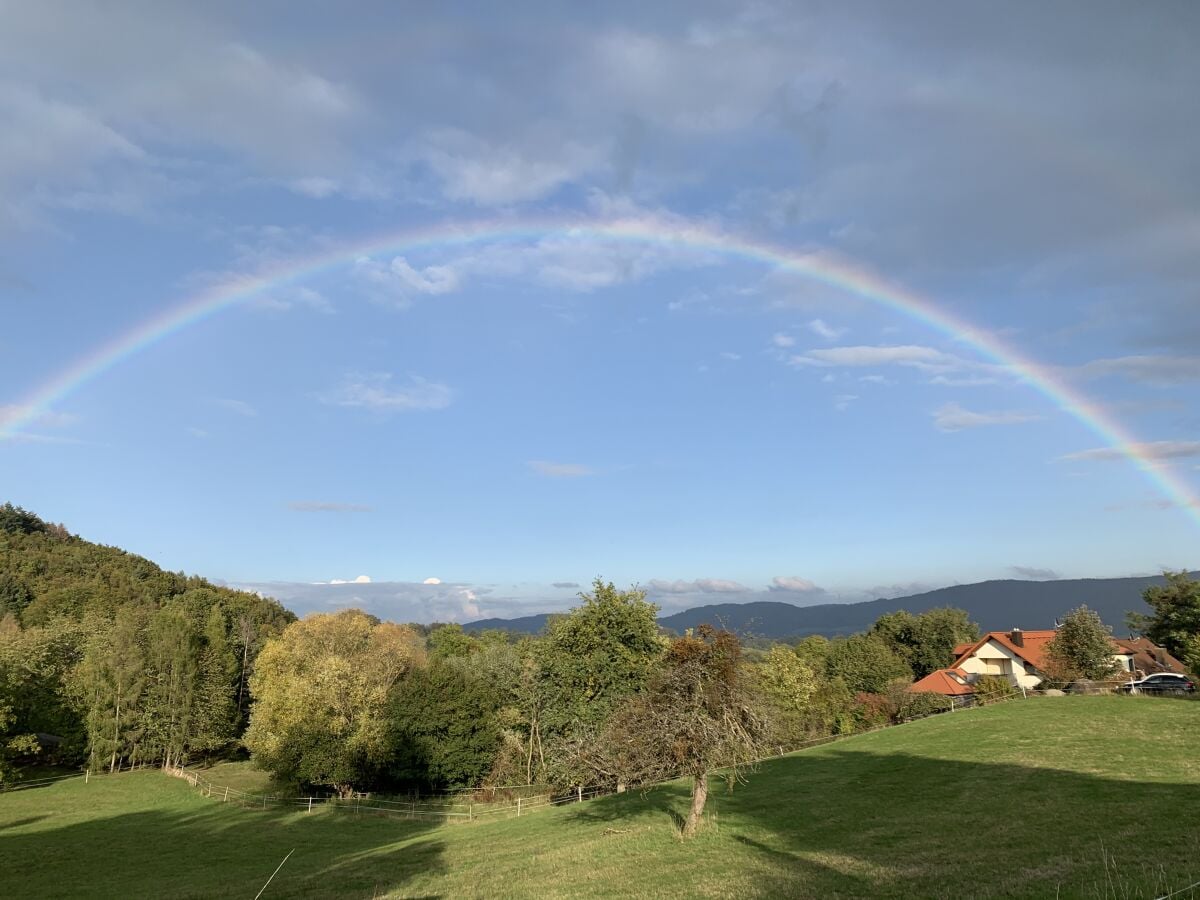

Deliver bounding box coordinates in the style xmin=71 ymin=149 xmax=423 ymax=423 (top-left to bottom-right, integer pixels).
xmin=956 ymin=639 xmax=1041 ymax=689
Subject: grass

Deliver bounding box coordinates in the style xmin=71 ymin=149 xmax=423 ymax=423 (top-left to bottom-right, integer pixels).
xmin=3 ymin=696 xmax=1200 ymax=898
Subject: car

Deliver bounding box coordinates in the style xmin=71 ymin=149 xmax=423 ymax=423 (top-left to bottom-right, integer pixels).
xmin=1119 ymin=673 xmax=1196 ymax=695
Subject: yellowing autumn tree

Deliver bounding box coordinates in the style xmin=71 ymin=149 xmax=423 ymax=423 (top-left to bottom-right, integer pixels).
xmin=243 ymin=609 xmax=424 ymax=797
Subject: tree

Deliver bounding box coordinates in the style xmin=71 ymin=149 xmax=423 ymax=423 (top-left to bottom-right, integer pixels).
xmin=870 ymin=608 xmax=978 ymax=678
xmin=193 ymin=605 xmax=237 ymax=756
xmin=143 ymin=606 xmax=200 ymax=768
xmin=387 ymin=652 xmax=513 ymax=789
xmin=536 ymin=579 xmax=662 ymax=738
xmin=243 ymin=610 xmax=424 ymax=797
xmin=1129 ymin=572 xmax=1200 ymax=660
xmin=427 ymin=623 xmax=479 ymax=660
xmin=1045 ymin=605 xmax=1119 ymax=682
xmin=597 ymin=627 xmax=767 ymax=838
xmin=824 ymin=634 xmax=912 ymax=694
xmin=753 ymin=645 xmax=817 ymax=744
xmin=74 ymin=607 xmax=149 ymax=772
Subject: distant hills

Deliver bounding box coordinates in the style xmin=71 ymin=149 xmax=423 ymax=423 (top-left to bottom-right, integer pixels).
xmin=464 ymin=572 xmax=1197 ymax=640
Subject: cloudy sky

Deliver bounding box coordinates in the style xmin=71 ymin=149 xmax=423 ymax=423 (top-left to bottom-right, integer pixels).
xmin=2 ymin=1 xmax=1198 ymax=621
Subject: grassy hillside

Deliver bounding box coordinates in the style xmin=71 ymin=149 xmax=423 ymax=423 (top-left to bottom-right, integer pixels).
xmin=3 ymin=697 xmax=1199 ymax=898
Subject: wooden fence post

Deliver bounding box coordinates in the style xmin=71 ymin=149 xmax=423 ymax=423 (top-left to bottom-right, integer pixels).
xmin=577 ymin=786 xmax=582 ymax=804
xmin=85 ymin=770 xmax=90 ymax=784
xmin=307 ymin=797 xmax=313 ymax=814
xmin=517 ymin=797 xmax=522 ymax=817
xmin=223 ymin=787 xmax=229 ymax=802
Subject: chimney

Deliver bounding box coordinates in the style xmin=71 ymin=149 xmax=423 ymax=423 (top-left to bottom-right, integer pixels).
xmin=1010 ymin=628 xmax=1024 ymax=647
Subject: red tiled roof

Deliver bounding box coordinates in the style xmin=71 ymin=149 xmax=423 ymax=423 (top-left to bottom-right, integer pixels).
xmin=951 ymin=630 xmax=1185 ymax=676
xmin=910 ymin=667 xmax=975 ymax=696
xmin=1112 ymin=637 xmax=1188 ymax=675
xmin=952 ymin=630 xmax=1058 ymax=671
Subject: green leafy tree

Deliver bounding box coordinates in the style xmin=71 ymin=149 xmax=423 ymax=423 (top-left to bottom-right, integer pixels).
xmin=193 ymin=605 xmax=238 ymax=756
xmin=244 ymin=610 xmax=425 ymax=797
xmin=143 ymin=606 xmax=200 ymax=768
xmin=794 ymin=634 xmax=832 ymax=671
xmin=427 ymin=623 xmax=479 ymax=660
xmin=1045 ymin=605 xmax=1120 ymax=682
xmin=73 ymin=607 xmax=150 ymax=772
xmin=0 ymin=574 xmax=34 ymax=618
xmin=596 ymin=627 xmax=767 ymax=838
xmin=388 ymin=653 xmax=513 ymax=789
xmin=824 ymin=633 xmax=912 ymax=694
xmin=1129 ymin=572 xmax=1200 ymax=659
xmin=536 ymin=579 xmax=662 ymax=737
xmin=870 ymin=607 xmax=978 ymax=678
xmin=753 ymin=645 xmax=817 ymax=745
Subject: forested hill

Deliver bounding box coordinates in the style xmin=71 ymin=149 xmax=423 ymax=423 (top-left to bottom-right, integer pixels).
xmin=0 ymin=503 xmax=294 ymax=771
xmin=0 ymin=503 xmax=292 ymax=629
xmin=465 ymin=573 xmax=1193 ymax=639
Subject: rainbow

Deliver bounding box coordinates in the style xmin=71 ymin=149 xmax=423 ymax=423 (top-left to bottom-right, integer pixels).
xmin=4 ymin=214 xmax=1198 ymax=523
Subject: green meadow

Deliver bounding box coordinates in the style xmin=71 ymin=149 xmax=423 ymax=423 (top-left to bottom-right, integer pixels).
xmin=3 ymin=696 xmax=1198 ymax=899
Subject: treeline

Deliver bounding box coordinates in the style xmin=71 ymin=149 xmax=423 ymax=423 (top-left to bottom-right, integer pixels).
xmin=0 ymin=504 xmax=293 ymax=781
xmin=237 ymin=581 xmax=981 ymax=799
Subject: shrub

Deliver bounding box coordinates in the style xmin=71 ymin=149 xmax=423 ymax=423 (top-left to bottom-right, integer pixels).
xmin=900 ymin=691 xmax=953 ymax=720
xmin=973 ymin=675 xmax=1016 ymax=704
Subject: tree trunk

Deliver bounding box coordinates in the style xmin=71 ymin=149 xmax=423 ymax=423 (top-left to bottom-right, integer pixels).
xmin=682 ymin=772 xmax=708 ymax=838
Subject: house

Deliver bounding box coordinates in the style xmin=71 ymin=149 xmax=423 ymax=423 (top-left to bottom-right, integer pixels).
xmin=909 ymin=667 xmax=974 ymax=697
xmin=1110 ymin=636 xmax=1188 ymax=678
xmin=911 ymin=628 xmax=1186 ymax=696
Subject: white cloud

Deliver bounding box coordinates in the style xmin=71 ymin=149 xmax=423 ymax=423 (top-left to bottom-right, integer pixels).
xmin=933 ymin=402 xmax=1042 ymax=432
xmin=1077 ymin=355 xmax=1200 ymax=387
xmin=186 ymin=427 xmax=209 ymax=439
xmin=327 ymin=575 xmax=372 ymax=585
xmin=212 ymin=397 xmax=257 ymax=417
xmin=719 ymin=351 xmax=742 ymax=361
xmin=833 ymin=394 xmax=858 ymax=411
xmin=422 ymin=577 xmax=442 ymax=585
xmin=771 ymin=332 xmax=795 ymax=348
xmin=415 ymin=127 xmax=602 ymax=205
xmin=928 ymin=374 xmax=1001 ymax=387
xmin=321 ymin=373 xmax=455 ymax=413
xmin=793 ymin=345 xmax=976 ymax=373
xmin=647 ymin=578 xmax=751 ymax=594
xmin=528 ymin=460 xmax=595 ymax=478
xmin=289 ymin=501 xmax=372 ymax=512
xmin=1061 ymin=441 xmax=1200 ymax=462
xmin=807 ymin=318 xmax=846 ymax=341
xmin=0 ymin=404 xmax=77 ymax=431
xmin=768 ymin=576 xmax=823 ymax=593
xmin=1010 ymin=566 xmax=1061 ymax=580
xmin=354 ymin=255 xmax=460 ymax=304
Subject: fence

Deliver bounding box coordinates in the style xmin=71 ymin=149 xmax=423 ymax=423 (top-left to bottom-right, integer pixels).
xmin=3 ymin=685 xmax=1163 ymax=817
xmin=161 ymin=763 xmax=614 ymax=823
xmin=156 ymin=684 xmax=1033 ymax=823
xmin=0 ymin=761 xmax=153 ymax=794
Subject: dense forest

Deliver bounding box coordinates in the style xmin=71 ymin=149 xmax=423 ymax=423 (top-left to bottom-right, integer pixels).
xmin=0 ymin=504 xmax=293 ymax=780
xmin=4 ymin=503 xmax=1196 ymax=808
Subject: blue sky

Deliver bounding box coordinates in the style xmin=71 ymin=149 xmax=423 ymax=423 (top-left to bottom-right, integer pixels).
xmin=2 ymin=2 xmax=1199 ymax=621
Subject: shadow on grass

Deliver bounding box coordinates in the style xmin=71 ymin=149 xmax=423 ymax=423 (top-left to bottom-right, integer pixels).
xmin=0 ymin=801 xmax=448 ymax=899
xmin=564 ymin=748 xmax=1200 ymax=899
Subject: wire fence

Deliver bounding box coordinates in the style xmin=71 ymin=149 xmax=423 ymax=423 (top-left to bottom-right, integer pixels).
xmin=3 ymin=682 xmax=1177 ymax=818
xmin=0 ymin=762 xmax=154 ymax=794
xmin=156 ymin=684 xmax=1034 ymax=823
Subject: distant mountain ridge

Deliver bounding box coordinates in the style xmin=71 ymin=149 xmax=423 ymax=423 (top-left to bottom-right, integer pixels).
xmin=463 ymin=572 xmax=1197 ymax=639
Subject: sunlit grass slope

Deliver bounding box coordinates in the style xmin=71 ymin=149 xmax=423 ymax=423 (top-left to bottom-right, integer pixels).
xmin=3 ymin=696 xmax=1198 ymax=899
